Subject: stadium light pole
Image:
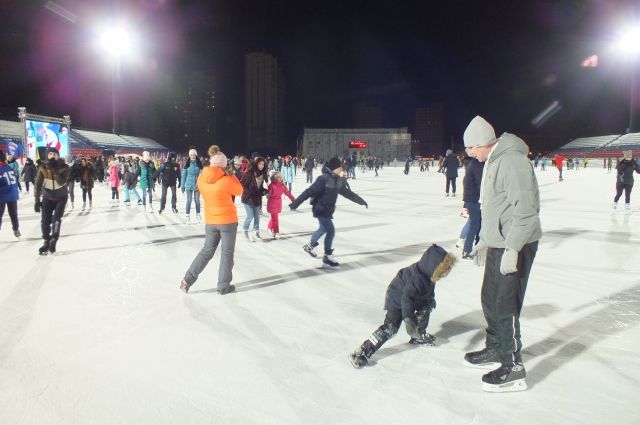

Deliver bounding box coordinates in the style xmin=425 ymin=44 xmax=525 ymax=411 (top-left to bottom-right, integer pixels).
xmin=100 ymin=26 xmax=135 ymax=134
xmin=616 ymin=26 xmax=640 ymax=132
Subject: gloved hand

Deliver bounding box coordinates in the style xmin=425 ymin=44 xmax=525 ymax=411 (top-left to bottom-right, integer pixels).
xmin=404 ymin=318 xmax=421 ymax=339
xmin=470 ymin=239 xmax=488 ymax=267
xmin=289 ymin=203 xmax=296 ymax=211
xmin=500 ymin=248 xmax=519 ymax=275
xmin=34 ymin=201 xmax=41 ymax=213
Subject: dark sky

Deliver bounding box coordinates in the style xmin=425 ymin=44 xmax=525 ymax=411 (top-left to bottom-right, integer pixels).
xmin=1 ymin=0 xmax=639 ymax=153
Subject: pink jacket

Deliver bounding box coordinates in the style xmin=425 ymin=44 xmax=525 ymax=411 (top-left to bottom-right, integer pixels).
xmin=266 ymin=180 xmax=295 ymax=214
xmin=108 ymin=165 xmax=120 ymax=188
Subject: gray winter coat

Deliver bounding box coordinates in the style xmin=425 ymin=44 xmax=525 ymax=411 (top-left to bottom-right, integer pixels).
xmin=480 ymin=133 xmax=542 ymax=251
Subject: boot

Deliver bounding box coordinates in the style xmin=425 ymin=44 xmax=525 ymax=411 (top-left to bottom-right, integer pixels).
xmin=13 ymin=229 xmax=21 ymax=238
xmin=49 ymin=238 xmax=58 ymax=254
xmin=38 ymin=240 xmax=50 ymax=255
xmin=322 ymin=249 xmax=340 ymax=269
xmin=482 ymin=363 xmax=527 ymax=393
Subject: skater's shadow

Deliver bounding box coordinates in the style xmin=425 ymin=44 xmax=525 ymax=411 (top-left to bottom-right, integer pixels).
xmin=525 ymin=284 xmax=640 ymax=389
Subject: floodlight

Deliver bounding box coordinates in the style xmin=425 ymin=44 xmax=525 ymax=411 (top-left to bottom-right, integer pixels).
xmin=616 ymin=26 xmax=640 ymax=55
xmin=100 ymin=26 xmax=136 ymax=58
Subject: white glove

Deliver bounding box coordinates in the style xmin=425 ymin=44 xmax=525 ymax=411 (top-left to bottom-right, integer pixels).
xmin=470 ymin=239 xmax=488 ymax=267
xmin=500 ymin=248 xmax=519 ymax=275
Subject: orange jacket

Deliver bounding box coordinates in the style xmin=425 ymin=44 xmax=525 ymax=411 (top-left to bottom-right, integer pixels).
xmin=197 ymin=166 xmax=243 ymax=224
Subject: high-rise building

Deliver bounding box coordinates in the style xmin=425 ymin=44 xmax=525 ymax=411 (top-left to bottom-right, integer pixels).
xmin=414 ymin=104 xmax=445 ymax=155
xmin=173 ymin=72 xmax=216 ymax=151
xmin=245 ymin=52 xmax=285 ymax=152
xmin=352 ymin=103 xmax=383 ymax=128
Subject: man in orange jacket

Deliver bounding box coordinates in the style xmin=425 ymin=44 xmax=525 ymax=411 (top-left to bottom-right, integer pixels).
xmin=180 ymin=145 xmax=243 ymax=295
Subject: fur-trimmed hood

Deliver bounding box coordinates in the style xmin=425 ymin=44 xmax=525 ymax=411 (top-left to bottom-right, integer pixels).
xmin=417 ymin=244 xmax=456 ymax=283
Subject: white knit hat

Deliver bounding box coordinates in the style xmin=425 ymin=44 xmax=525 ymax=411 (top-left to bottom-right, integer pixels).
xmin=463 ymin=116 xmax=497 ymax=147
xmin=210 ymin=151 xmax=228 ymax=168
xmin=623 ymin=150 xmax=632 ymax=158
xmin=189 ymin=149 xmax=197 ymax=156
xmin=142 ymin=151 xmax=150 ymax=161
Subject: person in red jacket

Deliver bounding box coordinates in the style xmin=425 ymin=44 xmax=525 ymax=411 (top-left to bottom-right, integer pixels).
xmin=554 ymin=154 xmax=565 ymax=181
xmin=266 ymin=171 xmax=296 ymax=239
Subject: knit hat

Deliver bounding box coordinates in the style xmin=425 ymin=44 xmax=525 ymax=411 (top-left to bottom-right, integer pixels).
xmin=142 ymin=151 xmax=150 ymax=161
xmin=47 ymin=147 xmax=60 ymax=155
xmin=210 ymin=151 xmax=228 ymax=168
xmin=623 ymin=150 xmax=632 ymax=159
xmin=189 ymin=149 xmax=197 ymax=157
xmin=463 ymin=116 xmax=497 ymax=148
xmin=0 ymin=151 xmax=5 ymax=162
xmin=327 ymin=157 xmax=342 ymax=171
xmin=446 ymin=149 xmax=453 ymax=156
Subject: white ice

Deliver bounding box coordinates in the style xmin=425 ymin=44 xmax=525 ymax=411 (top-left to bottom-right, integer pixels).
xmin=1 ymin=163 xmax=639 ymax=425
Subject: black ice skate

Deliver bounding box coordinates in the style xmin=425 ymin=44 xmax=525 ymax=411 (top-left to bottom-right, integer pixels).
xmin=481 ymin=363 xmax=527 ymax=393
xmin=48 ymin=238 xmax=58 ymax=254
xmin=302 ymin=243 xmax=318 ymax=258
xmin=13 ymin=229 xmax=21 ymax=238
xmin=38 ymin=240 xmax=50 ymax=255
xmin=463 ymin=347 xmax=502 ymax=369
xmin=322 ymin=254 xmax=340 ymax=269
xmin=349 ymin=351 xmax=369 ymax=369
xmin=409 ymin=333 xmax=436 ymax=346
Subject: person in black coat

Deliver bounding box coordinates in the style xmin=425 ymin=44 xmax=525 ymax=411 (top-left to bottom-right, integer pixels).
xmin=304 ymin=157 xmax=315 ymax=183
xmin=289 ymin=156 xmax=367 ymax=268
xmin=349 ymin=244 xmax=456 ymax=368
xmin=462 ymin=157 xmax=484 ymax=257
xmin=154 ymin=153 xmax=181 ymax=214
xmin=443 ymin=149 xmax=459 ymax=196
xmin=21 ymin=158 xmax=37 ymax=193
xmin=613 ymin=150 xmax=640 ymax=212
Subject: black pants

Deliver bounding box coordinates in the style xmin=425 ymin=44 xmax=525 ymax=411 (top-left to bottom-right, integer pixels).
xmin=614 ymin=183 xmax=633 ymax=204
xmin=111 ymin=187 xmax=119 ymax=199
xmin=446 ymin=177 xmax=456 ymax=194
xmin=82 ymin=187 xmax=93 ymax=202
xmin=41 ymin=197 xmax=67 ymax=241
xmin=358 ymin=303 xmax=433 ymax=359
xmin=306 ymin=169 xmax=313 ymax=183
xmin=0 ymin=201 xmax=19 ymax=231
xmin=481 ymin=242 xmax=538 ymax=365
xmin=160 ymin=184 xmax=177 ymax=210
xmin=25 ymin=180 xmax=33 ymax=192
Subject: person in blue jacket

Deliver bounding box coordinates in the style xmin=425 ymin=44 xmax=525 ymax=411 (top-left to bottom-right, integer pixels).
xmin=0 ymin=150 xmax=21 ymax=237
xmin=289 ymin=157 xmax=368 ymax=269
xmin=181 ymin=148 xmax=203 ymax=223
xmin=349 ymin=244 xmax=456 ymax=368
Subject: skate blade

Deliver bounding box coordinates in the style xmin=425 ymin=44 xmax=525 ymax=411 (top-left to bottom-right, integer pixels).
xmin=462 ymin=359 xmax=502 ymax=369
xmin=322 ymin=264 xmax=340 ymax=270
xmin=482 ymin=378 xmax=527 ymax=393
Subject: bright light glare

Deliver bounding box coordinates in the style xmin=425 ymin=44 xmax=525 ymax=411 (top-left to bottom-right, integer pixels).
xmin=100 ymin=27 xmax=136 ymax=58
xmin=617 ymin=27 xmax=640 ymax=54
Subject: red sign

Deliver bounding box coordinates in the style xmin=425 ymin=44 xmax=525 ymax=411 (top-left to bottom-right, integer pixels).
xmin=349 ymin=140 xmax=367 ymax=149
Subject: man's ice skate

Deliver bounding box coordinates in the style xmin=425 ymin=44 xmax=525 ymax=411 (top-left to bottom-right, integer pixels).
xmin=38 ymin=240 xmax=50 ymax=255
xmin=13 ymin=229 xmax=21 ymax=238
xmin=349 ymin=351 xmax=369 ymax=369
xmin=463 ymin=347 xmax=502 ymax=369
xmin=481 ymin=363 xmax=527 ymax=393
xmin=48 ymin=238 xmax=58 ymax=254
xmin=409 ymin=333 xmax=436 ymax=346
xmin=322 ymin=254 xmax=340 ymax=269
xmin=302 ymin=243 xmax=318 ymax=258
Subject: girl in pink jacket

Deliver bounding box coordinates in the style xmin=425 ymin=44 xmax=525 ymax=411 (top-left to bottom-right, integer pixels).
xmin=266 ymin=171 xmax=295 ymax=239
xmin=108 ymin=160 xmax=120 ymax=204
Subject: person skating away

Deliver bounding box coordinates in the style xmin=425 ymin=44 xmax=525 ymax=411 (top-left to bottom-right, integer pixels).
xmin=122 ymin=165 xmax=142 ymax=206
xmin=108 ymin=160 xmax=120 ymax=206
xmin=463 ymin=116 xmax=542 ymax=393
xmin=554 ymin=154 xmax=565 ymax=181
xmin=289 ymin=157 xmax=368 ymax=269
xmin=139 ymin=151 xmax=156 ymax=212
xmin=34 ymin=147 xmax=71 ymax=255
xmin=21 ymin=157 xmax=37 ymax=194
xmin=181 ymin=148 xmax=203 ymax=224
xmin=66 ymin=157 xmax=79 ymax=208
xmin=154 ymin=153 xmax=181 ymax=214
xmin=612 ymin=150 xmax=640 ymax=213
xmin=443 ymin=149 xmax=459 ymax=197
xmin=461 ymin=157 xmax=484 ymax=258
xmin=240 ymin=156 xmax=268 ymax=241
xmin=77 ymin=158 xmax=95 ymax=208
xmin=266 ymin=171 xmax=296 ymax=239
xmin=0 ymin=150 xmax=21 ymax=237
xmin=403 ymin=157 xmax=411 ymax=175
xmin=179 ymin=146 xmax=243 ymax=295
xmin=350 ymin=244 xmax=456 ymax=368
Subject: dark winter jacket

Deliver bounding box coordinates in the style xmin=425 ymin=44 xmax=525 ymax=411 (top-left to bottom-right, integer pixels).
xmin=384 ymin=244 xmax=448 ymax=320
xmin=78 ymin=164 xmax=95 ymax=189
xmin=0 ymin=162 xmax=19 ymax=202
xmin=240 ymin=163 xmax=268 ymax=206
xmin=21 ymin=161 xmax=37 ymax=183
xmin=68 ymin=162 xmax=80 ymax=183
xmin=304 ymin=158 xmax=315 ymax=171
xmin=35 ymin=158 xmax=71 ymax=201
xmin=123 ymin=170 xmax=138 ymax=190
xmin=443 ymin=153 xmax=459 ymax=178
xmin=616 ymin=159 xmax=640 ymax=185
xmin=462 ymin=158 xmax=484 ymax=203
xmin=155 ymin=161 xmax=181 ymax=186
xmin=289 ymin=166 xmax=366 ymax=218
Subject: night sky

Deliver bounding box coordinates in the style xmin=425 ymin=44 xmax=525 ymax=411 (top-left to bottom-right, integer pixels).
xmin=1 ymin=0 xmax=639 ymax=154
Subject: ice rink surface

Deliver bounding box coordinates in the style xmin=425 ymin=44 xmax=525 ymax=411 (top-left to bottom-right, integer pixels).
xmin=1 ymin=163 xmax=639 ymax=425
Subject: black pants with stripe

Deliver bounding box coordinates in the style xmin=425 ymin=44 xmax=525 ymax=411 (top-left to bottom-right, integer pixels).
xmin=481 ymin=242 xmax=538 ymax=365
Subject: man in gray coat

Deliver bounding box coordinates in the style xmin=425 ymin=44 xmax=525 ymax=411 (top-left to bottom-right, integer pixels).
xmin=462 ymin=116 xmax=542 ymax=393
